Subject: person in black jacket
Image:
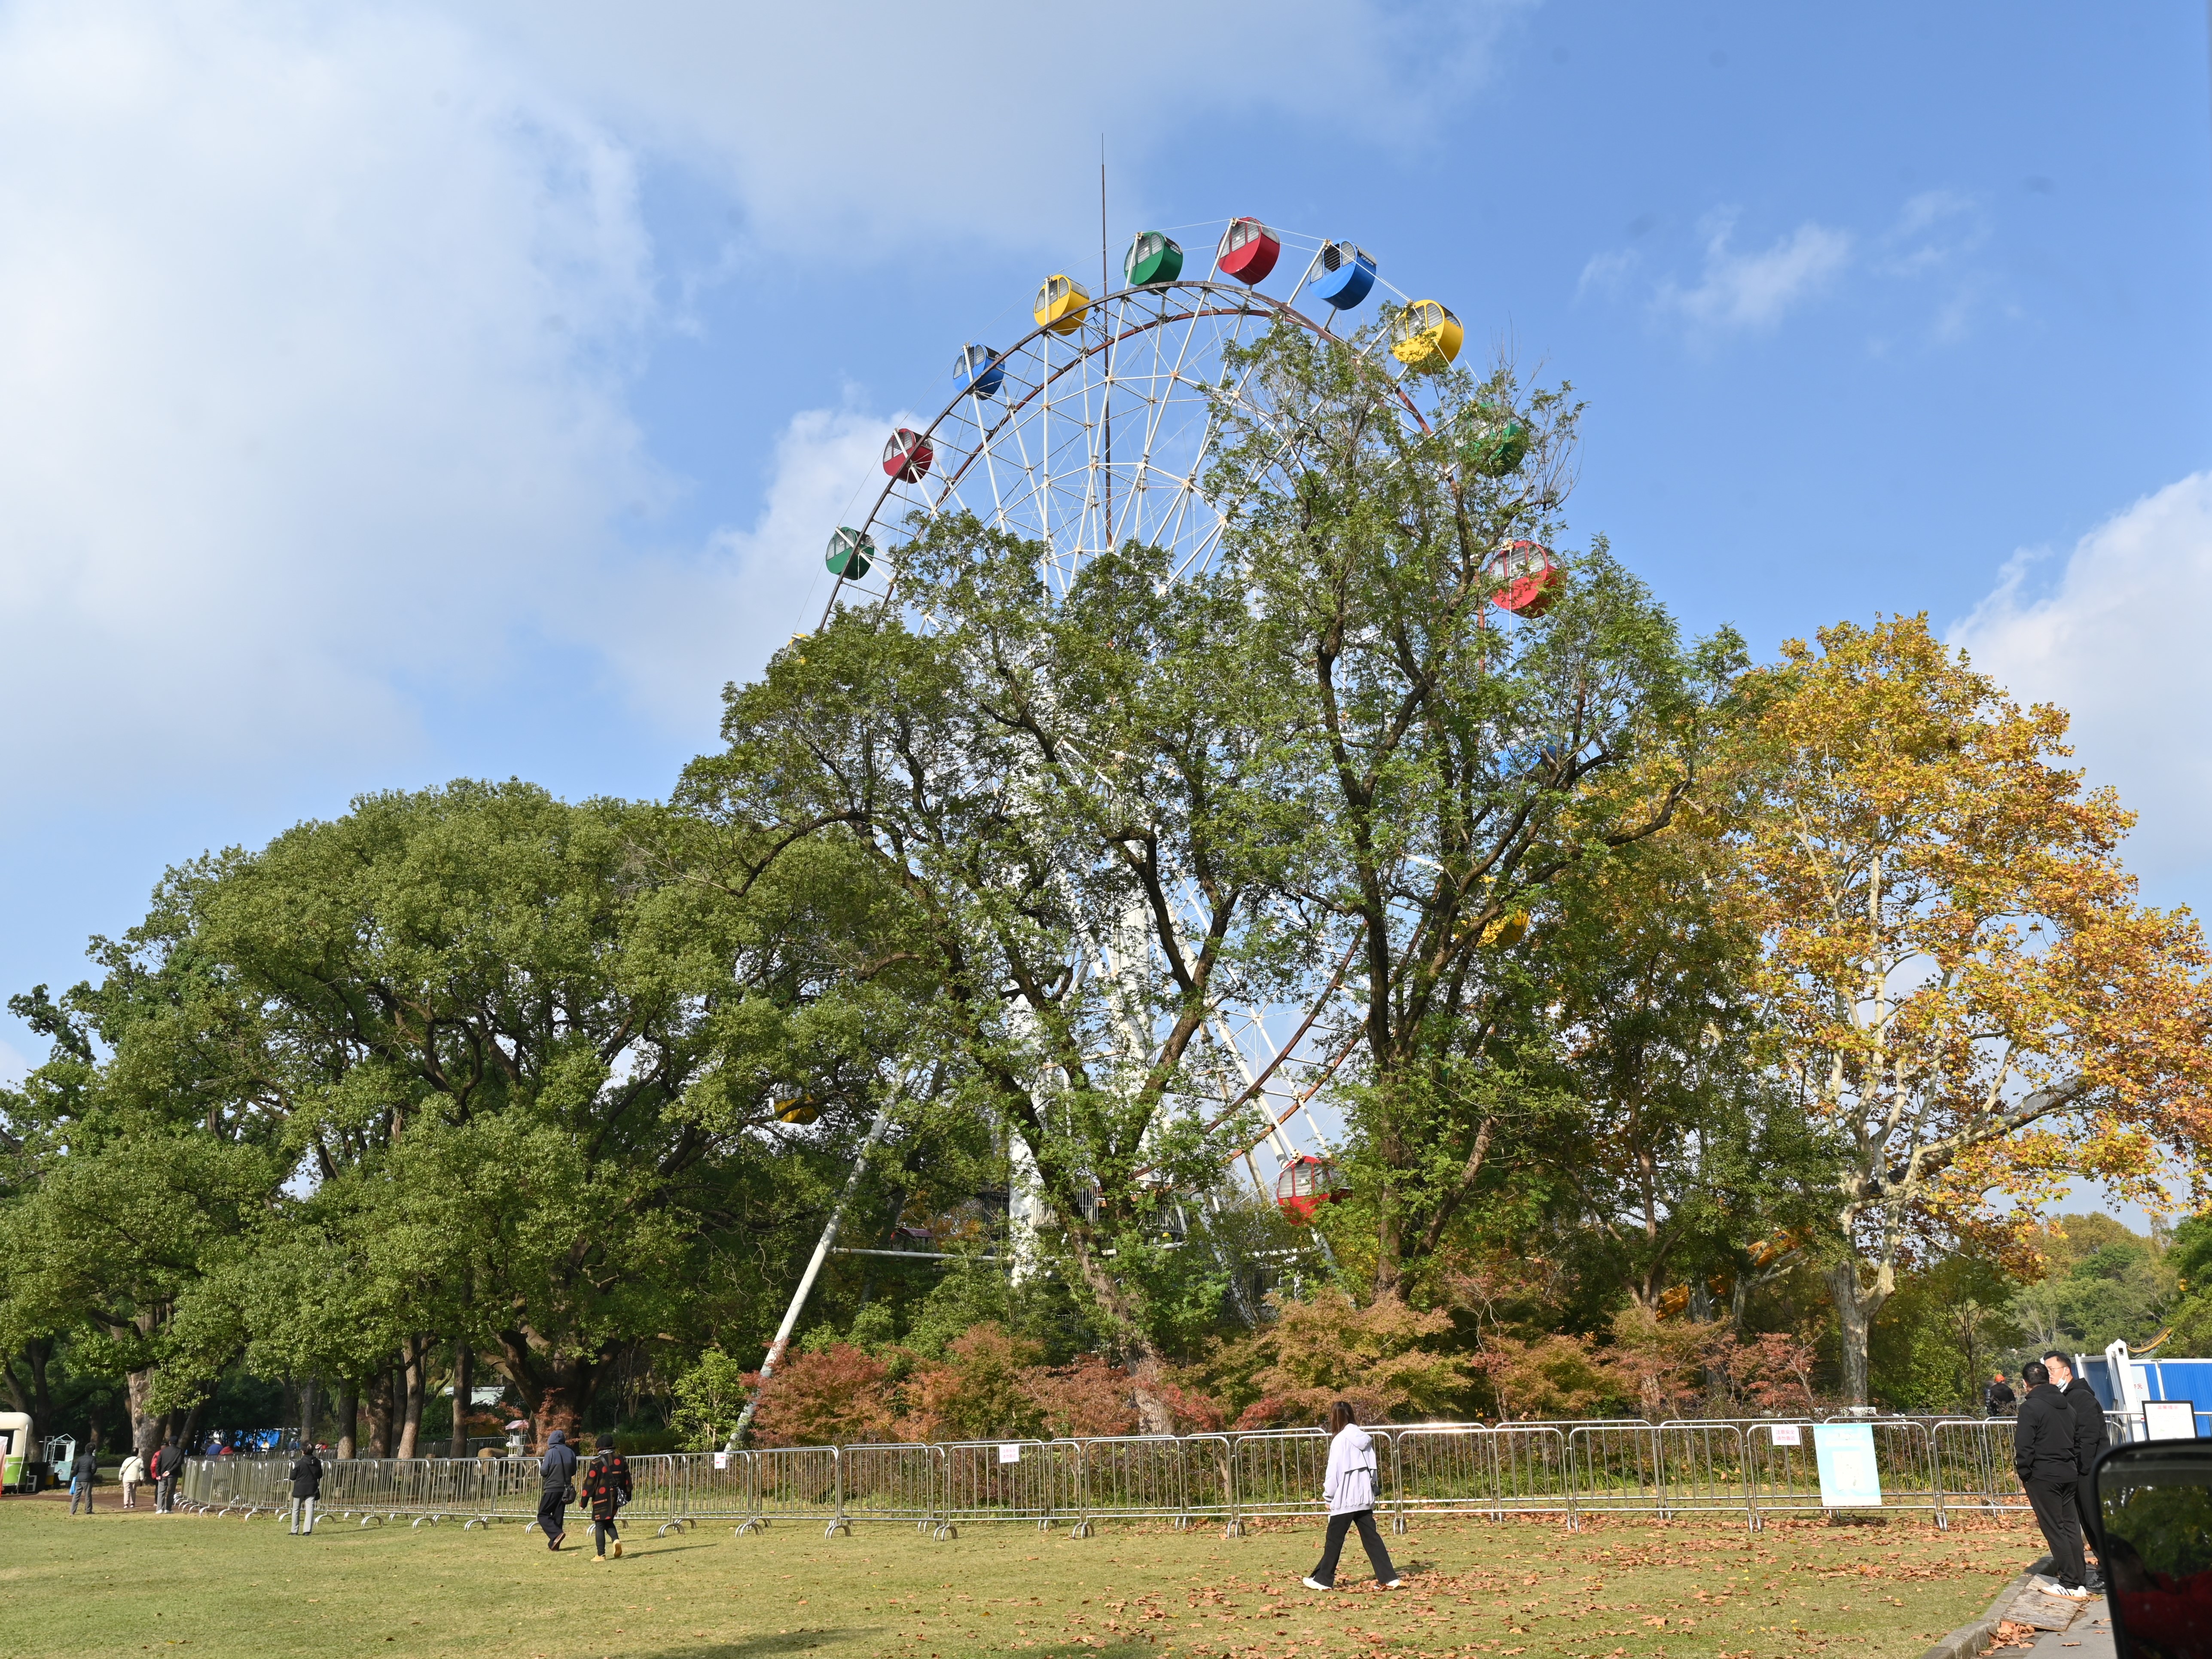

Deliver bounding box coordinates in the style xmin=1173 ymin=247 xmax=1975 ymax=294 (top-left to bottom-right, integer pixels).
xmin=2046 ymin=1352 xmax=2110 ymax=1581
xmin=536 ymin=1429 xmax=577 ymax=1551
xmin=2014 ymin=1361 xmax=2090 ymax=1597
xmin=288 ymin=1446 xmax=323 ymax=1536
xmin=150 ymin=1440 xmax=181 ymax=1513
xmin=1984 ymin=1372 xmax=2017 ymax=1416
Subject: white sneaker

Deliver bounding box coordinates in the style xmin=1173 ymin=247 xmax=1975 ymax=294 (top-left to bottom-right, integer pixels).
xmin=2032 ymin=1575 xmax=2069 ymax=1595
xmin=1382 ymin=1579 xmax=1403 ymax=1589
xmin=1302 ymin=1577 xmax=1330 ymax=1592
xmin=2058 ymin=1583 xmax=2093 ymax=1600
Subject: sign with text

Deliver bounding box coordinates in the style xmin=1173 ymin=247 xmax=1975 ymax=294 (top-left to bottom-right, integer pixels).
xmin=998 ymin=1442 xmax=1023 ymax=1464
xmin=1770 ymin=1423 xmax=1802 ymax=1447
xmin=2145 ymin=1400 xmax=2199 ymax=1441
xmin=1812 ymin=1423 xmax=1883 ymax=1508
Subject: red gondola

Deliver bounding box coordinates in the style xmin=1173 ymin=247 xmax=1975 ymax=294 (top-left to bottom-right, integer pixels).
xmin=1486 ymin=540 xmax=1562 ymax=618
xmin=1216 ymin=217 xmax=1281 ymax=286
xmin=1275 ymin=1154 xmax=1350 ymax=1224
xmin=881 ymin=427 xmax=933 ymax=482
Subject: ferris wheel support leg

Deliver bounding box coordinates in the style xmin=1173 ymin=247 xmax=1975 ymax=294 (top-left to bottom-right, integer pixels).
xmin=727 ymin=1099 xmax=898 ymax=1450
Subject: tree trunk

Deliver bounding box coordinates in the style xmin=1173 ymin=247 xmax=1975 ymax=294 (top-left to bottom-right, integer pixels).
xmin=299 ymin=1376 xmax=319 ymax=1452
xmin=1062 ymin=1226 xmax=1174 ymax=1433
xmin=496 ymin=1332 xmax=600 ymax=1449
xmin=335 ymin=1381 xmax=358 ymax=1460
xmin=125 ymin=1361 xmax=163 ymax=1461
xmin=1829 ymin=1261 xmax=1876 ymax=1406
xmin=366 ymin=1368 xmax=395 ymax=1458
xmin=449 ymin=1342 xmax=473 ymax=1459
xmin=395 ymin=1339 xmax=427 ymax=1460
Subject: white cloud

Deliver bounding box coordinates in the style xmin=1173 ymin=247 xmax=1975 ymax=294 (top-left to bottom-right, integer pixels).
xmin=1576 ymin=247 xmax=1640 ymax=299
xmin=1951 ymin=473 xmax=2212 ymax=881
xmin=581 ymin=404 xmax=917 ymax=726
xmin=439 ymin=0 xmax=1529 ymax=253
xmin=1653 ymin=210 xmax=1853 ymax=332
xmin=0 ymin=0 xmax=657 ymax=808
xmin=1876 ymin=189 xmax=1990 ymax=278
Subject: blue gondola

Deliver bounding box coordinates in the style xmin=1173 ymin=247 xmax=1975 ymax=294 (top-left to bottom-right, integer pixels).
xmin=956 ymin=343 xmax=1004 ymax=398
xmin=1309 ymin=241 xmax=1376 ymax=310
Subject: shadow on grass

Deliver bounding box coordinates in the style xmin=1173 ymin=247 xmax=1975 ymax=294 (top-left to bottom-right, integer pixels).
xmin=635 ymin=1636 xmax=1156 ymax=1659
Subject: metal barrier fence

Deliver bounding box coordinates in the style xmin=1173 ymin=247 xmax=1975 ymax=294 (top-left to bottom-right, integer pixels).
xmin=172 ymin=1415 xmax=2050 ymax=1536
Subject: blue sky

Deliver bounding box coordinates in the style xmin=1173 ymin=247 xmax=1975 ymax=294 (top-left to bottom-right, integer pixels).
xmin=3 ymin=0 xmax=2209 ymax=1141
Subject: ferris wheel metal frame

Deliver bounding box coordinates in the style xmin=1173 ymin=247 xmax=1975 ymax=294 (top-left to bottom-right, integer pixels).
xmin=811 ymin=226 xmax=1471 ymax=1206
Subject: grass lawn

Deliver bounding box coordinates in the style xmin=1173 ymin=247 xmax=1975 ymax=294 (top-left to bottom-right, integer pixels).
xmin=0 ymin=1488 xmax=2035 ymax=1659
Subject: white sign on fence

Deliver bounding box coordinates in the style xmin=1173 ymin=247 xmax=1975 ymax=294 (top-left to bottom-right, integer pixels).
xmin=712 ymin=1452 xmax=730 ymax=1470
xmin=1812 ymin=1423 xmax=1883 ymax=1508
xmin=998 ymin=1442 xmax=1023 ymax=1464
xmin=1770 ymin=1423 xmax=1801 ymax=1447
xmin=2145 ymin=1400 xmax=2199 ymax=1441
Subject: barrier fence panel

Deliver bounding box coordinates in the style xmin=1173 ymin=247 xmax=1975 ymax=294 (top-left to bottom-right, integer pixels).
xmin=620 ymin=1455 xmax=690 ymax=1536
xmin=681 ymin=1451 xmax=755 ymax=1527
xmin=1181 ymin=1434 xmax=1236 ymax=1531
xmin=1932 ymin=1419 xmax=2029 ymax=1516
xmin=935 ymin=1440 xmax=1077 ymax=1537
xmin=1657 ymin=1422 xmax=1752 ymax=1522
xmin=1074 ymin=1436 xmax=1192 ymax=1534
xmin=1745 ymin=1422 xmax=1825 ymax=1524
xmin=841 ymin=1443 xmax=938 ymax=1531
xmin=1393 ymin=1426 xmax=1573 ymax=1525
xmin=1864 ymin=1420 xmax=1944 ymax=1521
xmin=746 ymin=1446 xmax=842 ymax=1536
xmin=1228 ymin=1430 xmax=1336 ymax=1534
xmin=1566 ymin=1424 xmax=1666 ymax=1516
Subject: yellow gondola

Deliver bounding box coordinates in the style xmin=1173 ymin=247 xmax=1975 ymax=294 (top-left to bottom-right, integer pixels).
xmin=1033 ymin=273 xmax=1091 ymax=335
xmin=1390 ymin=299 xmax=1463 ymax=372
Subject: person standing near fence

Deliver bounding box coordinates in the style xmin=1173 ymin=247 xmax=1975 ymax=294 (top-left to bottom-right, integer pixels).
xmin=1302 ymin=1402 xmax=1403 ymax=1593
xmin=537 ymin=1429 xmax=577 ymax=1552
xmin=118 ymin=1449 xmax=144 ymax=1510
xmin=582 ymin=1434 xmax=632 ymax=1561
xmin=2014 ymin=1360 xmax=2091 ymax=1599
xmin=67 ymin=1436 xmax=98 ymax=1515
xmin=288 ymin=1443 xmax=323 ymax=1536
xmin=2045 ymin=1351 xmax=2109 ymax=1588
xmin=1984 ymin=1372 xmax=2017 ymax=1416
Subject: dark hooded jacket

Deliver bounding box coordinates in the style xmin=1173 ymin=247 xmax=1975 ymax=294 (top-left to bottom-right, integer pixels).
xmin=290 ymin=1452 xmax=323 ymax=1499
xmin=2061 ymin=1375 xmax=2110 ymax=1475
xmin=2015 ymin=1382 xmax=2079 ymax=1484
xmin=540 ymin=1430 xmax=578 ymax=1494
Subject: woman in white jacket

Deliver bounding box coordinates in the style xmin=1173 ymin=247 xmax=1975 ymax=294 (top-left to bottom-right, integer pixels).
xmin=1303 ymin=1402 xmax=1402 ymax=1591
xmin=118 ymin=1451 xmax=146 ymax=1510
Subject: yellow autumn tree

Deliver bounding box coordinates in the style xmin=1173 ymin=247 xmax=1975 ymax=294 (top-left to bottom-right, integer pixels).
xmin=1732 ymin=616 xmax=2212 ymax=1403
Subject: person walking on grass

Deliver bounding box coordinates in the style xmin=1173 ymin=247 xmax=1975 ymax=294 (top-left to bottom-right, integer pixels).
xmin=150 ymin=1439 xmax=181 ymax=1513
xmin=288 ymin=1443 xmax=323 ymax=1536
xmin=118 ymin=1449 xmax=144 ymax=1510
xmin=67 ymin=1437 xmax=98 ymax=1516
xmin=2016 ymin=1360 xmax=2091 ymax=1600
xmin=1302 ymin=1402 xmax=1403 ymax=1593
xmin=582 ymin=1434 xmax=633 ymax=1562
xmin=2046 ymin=1351 xmax=2110 ymax=1589
xmin=536 ymin=1429 xmax=577 ymax=1552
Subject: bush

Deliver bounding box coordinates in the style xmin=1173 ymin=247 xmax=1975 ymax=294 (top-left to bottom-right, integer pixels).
xmin=748 ymin=1344 xmax=896 ymax=1447
xmin=1212 ymin=1290 xmax=1471 ymax=1428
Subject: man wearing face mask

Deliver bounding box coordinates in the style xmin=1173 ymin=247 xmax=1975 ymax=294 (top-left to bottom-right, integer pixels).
xmin=2044 ymin=1351 xmax=2109 ymax=1591
xmin=2014 ymin=1360 xmax=2091 ymax=1599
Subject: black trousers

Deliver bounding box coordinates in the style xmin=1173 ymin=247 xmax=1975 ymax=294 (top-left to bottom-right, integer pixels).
xmin=1311 ymin=1508 xmax=1396 ymax=1588
xmin=2074 ymin=1477 xmax=2102 ymax=1557
xmin=2024 ymin=1477 xmax=2087 ymax=1587
xmin=592 ymin=1517 xmax=619 ymax=1555
xmin=156 ymin=1474 xmax=176 ymax=1513
xmin=536 ymin=1489 xmax=568 ymax=1543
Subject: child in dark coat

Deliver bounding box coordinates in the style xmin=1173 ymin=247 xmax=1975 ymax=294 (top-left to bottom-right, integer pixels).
xmin=581 ymin=1435 xmax=632 ymax=1561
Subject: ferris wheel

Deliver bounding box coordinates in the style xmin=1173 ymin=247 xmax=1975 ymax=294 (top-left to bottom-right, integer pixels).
xmin=812 ymin=217 xmax=1494 ymax=1217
